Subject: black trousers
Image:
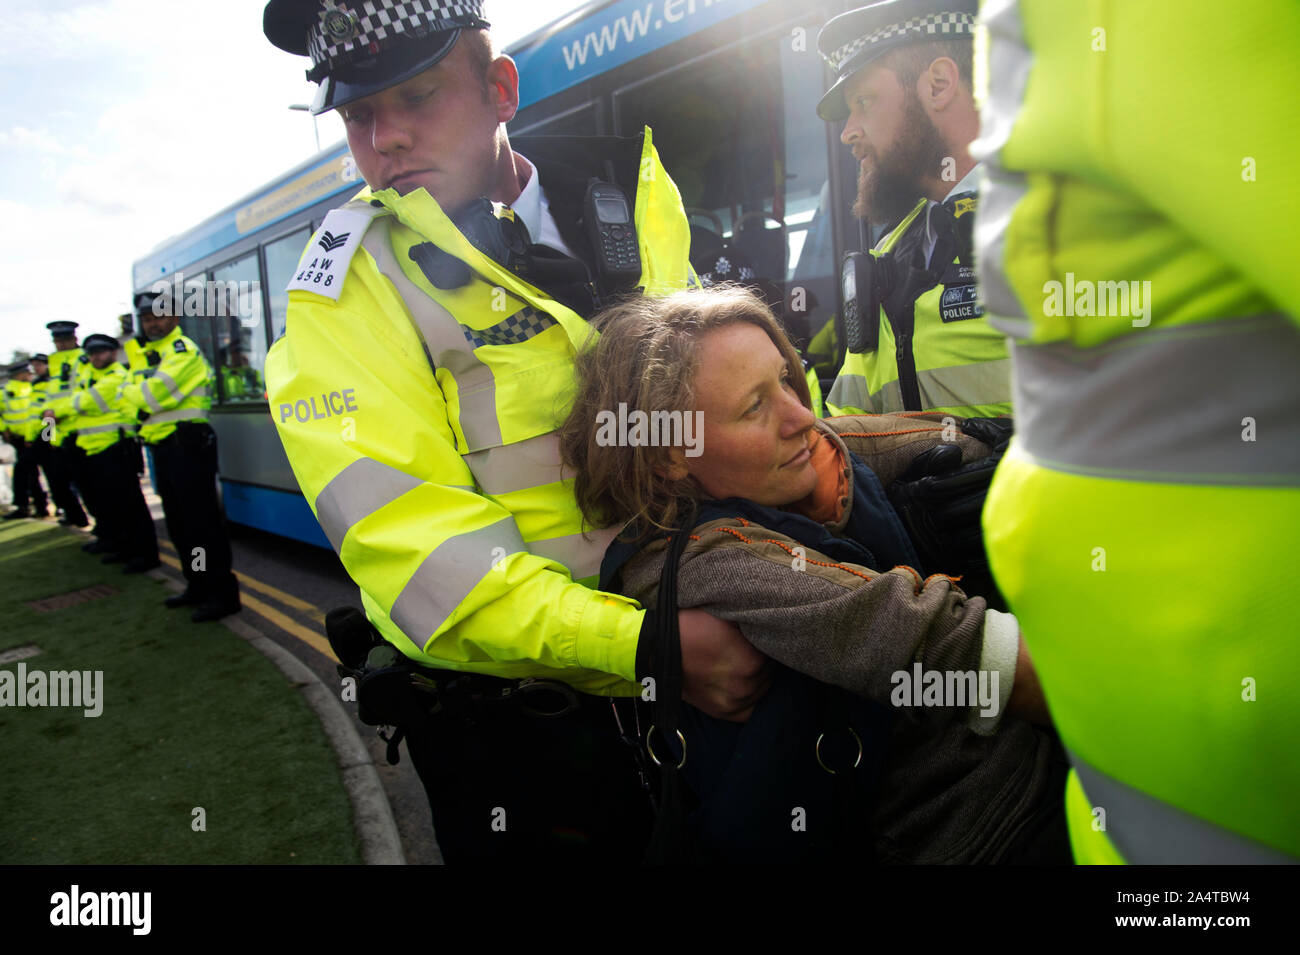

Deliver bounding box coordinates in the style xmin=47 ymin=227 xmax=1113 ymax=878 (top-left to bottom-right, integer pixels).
xmin=149 ymin=423 xmax=237 ymax=604
xmin=399 ymin=686 xmax=654 ymax=863
xmin=75 ymin=439 xmax=157 ymax=561
xmin=35 ymin=440 xmax=86 ymax=523
xmin=11 ymin=437 xmax=48 ymax=513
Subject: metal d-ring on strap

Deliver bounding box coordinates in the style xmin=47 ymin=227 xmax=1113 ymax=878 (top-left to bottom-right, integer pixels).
xmin=815 ymin=726 xmax=863 ymax=775
xmin=645 ymin=724 xmax=687 ymax=769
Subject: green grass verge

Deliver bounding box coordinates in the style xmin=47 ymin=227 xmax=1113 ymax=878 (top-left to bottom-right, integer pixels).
xmin=0 ymin=521 xmax=361 ymax=864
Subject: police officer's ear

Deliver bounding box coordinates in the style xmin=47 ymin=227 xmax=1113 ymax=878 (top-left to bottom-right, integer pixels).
xmin=484 ymin=54 xmax=520 ymax=124
xmin=918 ymin=56 xmax=963 ymax=113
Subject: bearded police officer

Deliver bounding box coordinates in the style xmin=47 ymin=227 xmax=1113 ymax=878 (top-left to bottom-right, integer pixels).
xmin=262 ymin=0 xmax=770 ymax=861
xmin=818 ymin=0 xmax=1011 ymax=418
xmin=121 ymin=293 xmax=241 ymax=622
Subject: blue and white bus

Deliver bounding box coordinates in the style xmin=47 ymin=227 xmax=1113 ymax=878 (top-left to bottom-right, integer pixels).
xmin=131 ymin=0 xmax=861 ymax=546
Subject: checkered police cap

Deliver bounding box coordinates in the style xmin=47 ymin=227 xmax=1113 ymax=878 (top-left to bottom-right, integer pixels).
xmin=264 ymin=0 xmax=490 ymax=114
xmin=816 ymin=0 xmax=977 ymax=122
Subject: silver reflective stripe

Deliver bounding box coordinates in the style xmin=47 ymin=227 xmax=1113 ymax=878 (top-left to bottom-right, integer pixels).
xmin=148 ymin=407 xmax=206 ymax=425
xmin=827 ymin=373 xmax=876 ymax=415
xmin=1014 ymin=313 xmax=1300 ymax=486
xmin=314 ymin=457 xmax=424 ymax=553
xmin=916 ymin=359 xmax=1011 ymax=411
xmin=831 ymin=361 xmax=1011 ymax=415
xmin=974 ymin=166 xmax=1031 ymax=333
xmin=1070 ymin=752 xmax=1297 ymax=865
xmin=87 ymin=387 xmax=109 ymax=413
xmin=78 ymin=423 xmax=121 ymax=435
xmin=388 ymin=517 xmax=527 ymax=651
xmin=143 ymin=384 xmax=164 ymax=413
xmin=529 ymin=525 xmax=618 ymax=581
xmin=156 ymin=370 xmax=184 ymax=401
xmin=970 ymin=0 xmax=1034 ymax=333
xmin=361 ymin=218 xmax=503 ymax=450
xmin=465 ymin=432 xmax=566 ymax=496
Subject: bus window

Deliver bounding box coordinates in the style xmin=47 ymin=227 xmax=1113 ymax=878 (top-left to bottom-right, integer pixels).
xmin=211 ymin=252 xmax=267 ymax=403
xmin=178 ymin=273 xmax=218 ymax=369
xmin=613 ymin=17 xmax=838 ymax=348
xmin=513 ymin=101 xmax=600 ymax=137
xmin=265 ymin=227 xmax=312 ymax=345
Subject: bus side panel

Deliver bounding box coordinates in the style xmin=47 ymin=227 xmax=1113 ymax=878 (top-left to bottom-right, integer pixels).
xmin=210 ymin=411 xmax=331 ymax=548
xmin=220 ymin=480 xmax=331 ymax=549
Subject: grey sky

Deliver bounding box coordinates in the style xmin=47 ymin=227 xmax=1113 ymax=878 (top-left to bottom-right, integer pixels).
xmin=0 ymin=0 xmax=573 ymax=359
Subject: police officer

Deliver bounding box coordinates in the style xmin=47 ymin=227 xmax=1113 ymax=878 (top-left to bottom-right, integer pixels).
xmin=69 ymin=334 xmax=159 ymax=572
xmin=40 ymin=321 xmax=91 ymax=525
xmin=262 ymin=0 xmax=770 ymax=861
xmin=121 ymin=293 xmax=241 ymax=622
xmin=26 ymin=353 xmax=67 ymax=523
xmin=2 ymin=360 xmax=48 ymax=520
xmin=219 ymin=343 xmax=264 ymax=401
xmin=817 ymin=0 xmax=1011 ymax=418
xmin=976 ymin=0 xmax=1298 ymax=863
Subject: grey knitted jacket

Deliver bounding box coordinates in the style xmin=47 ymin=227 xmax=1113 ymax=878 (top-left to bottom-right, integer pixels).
xmin=609 ymin=414 xmax=1062 ymax=864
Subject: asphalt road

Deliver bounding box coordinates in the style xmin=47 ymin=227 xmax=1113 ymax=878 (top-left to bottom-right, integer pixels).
xmin=142 ymin=487 xmax=444 ymax=866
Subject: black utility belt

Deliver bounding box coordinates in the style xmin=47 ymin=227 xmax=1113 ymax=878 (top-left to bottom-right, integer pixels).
xmin=408 ymin=668 xmax=600 ymax=721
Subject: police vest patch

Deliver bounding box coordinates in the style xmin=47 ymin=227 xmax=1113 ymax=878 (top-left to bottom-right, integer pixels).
xmin=173 ymin=339 xmax=186 ymax=353
xmin=286 ymin=206 xmax=380 ymax=302
xmin=939 ymin=263 xmax=984 ymax=323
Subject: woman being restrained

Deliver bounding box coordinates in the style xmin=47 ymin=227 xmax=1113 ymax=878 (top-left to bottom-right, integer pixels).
xmin=559 ymin=285 xmax=1070 ymax=864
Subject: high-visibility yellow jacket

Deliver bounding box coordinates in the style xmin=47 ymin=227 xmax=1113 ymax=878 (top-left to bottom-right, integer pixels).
xmin=43 ymin=348 xmax=82 ymax=448
xmin=70 ymin=363 xmax=134 ymax=456
xmin=976 ymin=0 xmax=1299 ymax=862
xmin=45 ymin=354 xmax=94 ymax=447
xmin=123 ymin=335 xmax=149 ymax=384
xmin=828 ymin=189 xmax=1012 ymax=417
xmin=26 ymin=376 xmax=54 ymax=442
xmin=266 ymin=129 xmax=693 ymax=696
xmin=120 ymin=327 xmax=213 ymax=444
xmin=2 ymin=380 xmax=34 ymax=439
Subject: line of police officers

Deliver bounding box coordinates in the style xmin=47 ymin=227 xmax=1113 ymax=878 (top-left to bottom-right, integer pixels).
xmin=1 ymin=298 xmax=240 ymax=623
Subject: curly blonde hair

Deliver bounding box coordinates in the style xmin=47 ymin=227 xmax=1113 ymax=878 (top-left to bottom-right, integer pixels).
xmin=559 ymin=285 xmax=812 ymax=537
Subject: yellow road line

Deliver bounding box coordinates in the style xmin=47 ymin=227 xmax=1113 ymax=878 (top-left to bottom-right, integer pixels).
xmin=157 ymin=551 xmax=337 ymax=662
xmin=157 ymin=540 xmax=326 ymax=624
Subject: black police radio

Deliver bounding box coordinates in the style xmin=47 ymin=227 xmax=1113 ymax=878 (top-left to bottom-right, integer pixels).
xmin=409 ymin=180 xmax=641 ymax=317
xmin=583 ymin=180 xmax=640 ymax=284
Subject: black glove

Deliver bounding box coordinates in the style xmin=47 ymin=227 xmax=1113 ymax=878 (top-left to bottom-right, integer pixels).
xmin=325 ymin=606 xmax=385 ymax=670
xmin=136 ymin=408 xmax=151 ymax=423
xmin=325 ymin=607 xmax=438 ymax=754
xmin=887 ymin=417 xmax=1014 ymax=611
